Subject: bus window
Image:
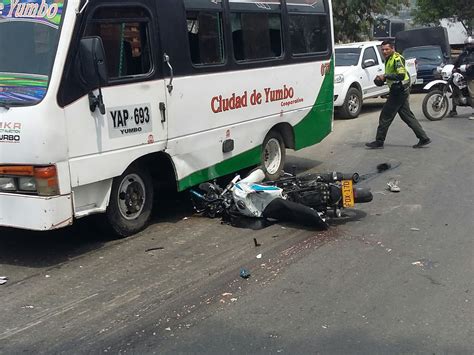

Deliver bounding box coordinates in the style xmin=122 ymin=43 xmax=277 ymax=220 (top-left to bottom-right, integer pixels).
xmin=287 ymin=0 xmax=329 ymax=56
xmin=229 ymin=0 xmax=283 ymax=62
xmin=85 ymin=7 xmax=152 ymax=79
xmin=186 ymin=12 xmax=225 ymax=66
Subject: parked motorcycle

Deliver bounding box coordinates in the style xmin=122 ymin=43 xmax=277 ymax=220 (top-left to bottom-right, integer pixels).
xmin=422 ymin=64 xmax=473 ymax=121
xmin=190 ymin=169 xmax=373 ymax=229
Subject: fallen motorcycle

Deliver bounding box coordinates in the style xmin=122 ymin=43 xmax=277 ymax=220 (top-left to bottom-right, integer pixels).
xmin=190 ymin=169 xmax=373 ymax=229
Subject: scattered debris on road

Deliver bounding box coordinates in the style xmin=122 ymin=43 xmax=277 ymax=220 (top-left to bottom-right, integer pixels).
xmin=377 ymin=163 xmax=392 ymax=172
xmin=360 ymin=161 xmax=401 ymax=181
xmin=145 ymin=247 xmax=165 ymax=252
xmin=412 ymin=259 xmax=438 ymax=270
xmin=410 ymin=228 xmax=421 ymax=231
xmin=256 ymin=254 xmax=262 ymax=259
xmin=387 ymin=179 xmax=400 ymax=192
xmin=0 ymin=276 xmax=8 ymax=285
xmin=253 ymin=238 xmax=261 ymax=247
xmin=240 ymin=268 xmax=251 ymax=279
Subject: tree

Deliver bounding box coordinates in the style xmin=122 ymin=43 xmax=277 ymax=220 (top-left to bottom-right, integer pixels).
xmin=413 ymin=0 xmax=473 ymax=33
xmin=333 ymin=0 xmax=409 ymax=43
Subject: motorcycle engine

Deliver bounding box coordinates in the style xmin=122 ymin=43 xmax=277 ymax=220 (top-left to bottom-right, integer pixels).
xmin=452 ymin=72 xmax=466 ymax=89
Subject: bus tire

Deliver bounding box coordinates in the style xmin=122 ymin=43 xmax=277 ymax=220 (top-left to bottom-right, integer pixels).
xmin=340 ymin=87 xmax=362 ymax=119
xmin=261 ymin=130 xmax=286 ymax=181
xmin=105 ymin=165 xmax=154 ymax=237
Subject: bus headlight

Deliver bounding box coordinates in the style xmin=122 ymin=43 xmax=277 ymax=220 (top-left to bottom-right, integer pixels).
xmin=0 ymin=165 xmax=59 ymax=196
xmin=334 ymin=74 xmax=344 ymax=84
xmin=18 ymin=177 xmax=37 ymax=192
xmin=0 ymin=177 xmax=17 ymax=191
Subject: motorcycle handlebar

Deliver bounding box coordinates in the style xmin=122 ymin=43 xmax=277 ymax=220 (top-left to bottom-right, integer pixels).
xmin=317 ymin=172 xmax=360 ymax=184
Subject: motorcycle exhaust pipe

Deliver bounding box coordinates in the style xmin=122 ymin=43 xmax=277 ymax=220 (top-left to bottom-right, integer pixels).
xmin=353 ymin=187 xmax=373 ymax=203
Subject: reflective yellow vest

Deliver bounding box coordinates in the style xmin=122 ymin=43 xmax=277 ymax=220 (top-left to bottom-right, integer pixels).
xmin=385 ymin=52 xmax=410 ymax=88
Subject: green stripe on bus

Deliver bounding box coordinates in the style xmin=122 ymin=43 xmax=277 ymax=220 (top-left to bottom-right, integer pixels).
xmin=177 ymin=146 xmax=261 ymax=191
xmin=177 ymin=57 xmax=334 ymax=191
xmin=294 ymin=58 xmax=334 ymax=150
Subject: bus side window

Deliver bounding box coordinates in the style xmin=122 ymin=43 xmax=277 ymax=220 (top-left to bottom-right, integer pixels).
xmin=231 ymin=12 xmax=282 ymax=61
xmin=286 ymin=0 xmax=329 ymax=56
xmin=186 ymin=11 xmax=225 ymax=66
xmin=288 ymin=14 xmax=329 ymax=55
xmin=228 ymin=0 xmax=283 ymax=62
xmin=84 ymin=7 xmax=152 ymax=80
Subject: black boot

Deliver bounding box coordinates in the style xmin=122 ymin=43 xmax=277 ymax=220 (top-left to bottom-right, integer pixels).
xmin=413 ymin=138 xmax=431 ymax=148
xmin=365 ymin=141 xmax=384 ymax=149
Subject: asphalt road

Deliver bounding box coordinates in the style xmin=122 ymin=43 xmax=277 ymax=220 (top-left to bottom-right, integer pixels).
xmin=1 ymin=94 xmax=473 ymax=354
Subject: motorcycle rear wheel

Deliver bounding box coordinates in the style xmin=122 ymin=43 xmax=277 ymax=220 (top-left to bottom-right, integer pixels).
xmin=422 ymin=90 xmax=449 ymax=121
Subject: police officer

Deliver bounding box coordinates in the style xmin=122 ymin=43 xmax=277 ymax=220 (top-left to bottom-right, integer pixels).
xmin=366 ymin=40 xmax=431 ymax=149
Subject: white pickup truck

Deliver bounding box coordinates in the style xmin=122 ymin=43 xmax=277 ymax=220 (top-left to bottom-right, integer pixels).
xmin=334 ymin=41 xmax=417 ymax=118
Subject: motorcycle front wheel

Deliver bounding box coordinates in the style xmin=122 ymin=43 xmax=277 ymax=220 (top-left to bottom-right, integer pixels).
xmin=422 ymin=90 xmax=449 ymax=121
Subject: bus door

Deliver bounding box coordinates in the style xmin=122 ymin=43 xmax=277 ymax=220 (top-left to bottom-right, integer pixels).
xmin=64 ymin=4 xmax=168 ymax=160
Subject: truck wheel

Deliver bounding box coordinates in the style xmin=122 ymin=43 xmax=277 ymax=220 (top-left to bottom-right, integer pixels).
xmin=106 ymin=165 xmax=154 ymax=237
xmin=340 ymin=87 xmax=362 ymax=119
xmin=261 ymin=130 xmax=286 ymax=181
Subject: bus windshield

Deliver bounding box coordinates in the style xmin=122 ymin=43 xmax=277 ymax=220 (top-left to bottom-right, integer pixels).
xmin=0 ymin=0 xmax=66 ymax=107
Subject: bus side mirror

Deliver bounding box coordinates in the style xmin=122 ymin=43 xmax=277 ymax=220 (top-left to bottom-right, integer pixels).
xmin=78 ymin=37 xmax=108 ymax=114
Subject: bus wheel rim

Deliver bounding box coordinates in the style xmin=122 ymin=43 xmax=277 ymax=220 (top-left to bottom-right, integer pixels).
xmin=117 ymin=173 xmax=146 ymax=220
xmin=264 ymin=138 xmax=282 ymax=175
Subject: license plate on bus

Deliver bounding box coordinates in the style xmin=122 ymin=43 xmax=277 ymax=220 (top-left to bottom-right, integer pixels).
xmin=342 ymin=180 xmax=355 ymax=208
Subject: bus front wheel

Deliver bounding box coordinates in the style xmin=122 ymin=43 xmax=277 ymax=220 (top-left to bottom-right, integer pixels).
xmin=106 ymin=165 xmax=154 ymax=237
xmin=261 ymin=131 xmax=286 ymax=181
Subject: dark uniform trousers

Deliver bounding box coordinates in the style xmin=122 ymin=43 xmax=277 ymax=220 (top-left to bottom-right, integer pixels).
xmin=376 ymin=89 xmax=429 ymax=142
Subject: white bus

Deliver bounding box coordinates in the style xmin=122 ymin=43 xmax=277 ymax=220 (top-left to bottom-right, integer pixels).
xmin=0 ymin=0 xmax=335 ymax=236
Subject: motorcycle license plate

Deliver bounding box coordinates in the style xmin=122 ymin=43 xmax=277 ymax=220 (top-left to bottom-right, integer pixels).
xmin=416 ymin=79 xmax=424 ymax=84
xmin=342 ymin=180 xmax=355 ymax=208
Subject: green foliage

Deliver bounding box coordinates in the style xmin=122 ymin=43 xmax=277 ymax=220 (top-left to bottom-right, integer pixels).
xmin=413 ymin=0 xmax=473 ymax=33
xmin=333 ymin=0 xmax=408 ymax=42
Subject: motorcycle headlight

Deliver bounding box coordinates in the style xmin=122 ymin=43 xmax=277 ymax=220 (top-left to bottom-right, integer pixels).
xmin=0 ymin=177 xmax=17 ymax=192
xmin=334 ymin=74 xmax=344 ymax=84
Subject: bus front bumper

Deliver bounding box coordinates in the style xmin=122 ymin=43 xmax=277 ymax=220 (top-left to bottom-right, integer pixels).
xmin=0 ymin=193 xmax=73 ymax=231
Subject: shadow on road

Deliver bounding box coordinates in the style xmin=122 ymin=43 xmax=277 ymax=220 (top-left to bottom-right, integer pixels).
xmin=0 ymin=161 xmax=366 ymax=269
xmin=334 ymin=100 xmax=386 ymax=120
xmin=284 ymin=156 xmax=324 ymax=174
xmin=110 ymin=318 xmax=471 ymax=354
xmin=0 ymin=219 xmax=109 ymax=268
xmin=329 ymin=209 xmax=368 ymax=226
